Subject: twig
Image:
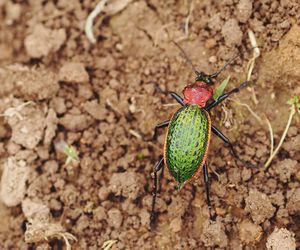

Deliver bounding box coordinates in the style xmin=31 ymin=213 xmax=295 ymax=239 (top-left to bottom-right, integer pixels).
xmin=85 ymin=0 xmax=109 ymax=44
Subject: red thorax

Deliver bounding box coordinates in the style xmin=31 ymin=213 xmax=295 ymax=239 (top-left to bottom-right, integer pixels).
xmin=183 ymin=81 xmax=213 ymax=108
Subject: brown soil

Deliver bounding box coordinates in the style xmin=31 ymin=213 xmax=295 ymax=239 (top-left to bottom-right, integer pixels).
xmin=0 ymin=0 xmax=299 ymax=249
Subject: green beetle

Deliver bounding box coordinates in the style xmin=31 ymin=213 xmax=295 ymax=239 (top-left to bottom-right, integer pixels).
xmin=165 ymin=104 xmax=211 ymax=185
xmin=150 ymin=63 xmax=250 ymax=227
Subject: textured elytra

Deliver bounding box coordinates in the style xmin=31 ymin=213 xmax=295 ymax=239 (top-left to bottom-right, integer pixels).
xmin=165 ymin=105 xmax=210 ymax=184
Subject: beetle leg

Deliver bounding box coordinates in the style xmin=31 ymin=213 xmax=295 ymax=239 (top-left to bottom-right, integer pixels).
xmin=203 ymin=162 xmax=212 ymax=219
xmin=211 ymin=125 xmax=255 ymax=168
xmin=158 ymin=162 xmax=165 ymax=192
xmin=205 ymin=81 xmax=251 ymax=111
xmin=170 ymin=92 xmax=185 ymax=106
xmin=152 ymin=120 xmax=170 ymax=140
xmin=150 ymin=157 xmax=164 ymax=228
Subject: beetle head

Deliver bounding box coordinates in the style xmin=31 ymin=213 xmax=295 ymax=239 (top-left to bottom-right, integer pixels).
xmin=183 ymin=81 xmax=213 ymax=108
xmin=195 ymin=71 xmax=214 ymax=85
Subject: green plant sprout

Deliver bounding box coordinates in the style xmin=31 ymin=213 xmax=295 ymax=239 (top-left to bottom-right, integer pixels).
xmin=102 ymin=240 xmax=117 ymax=250
xmin=264 ymin=96 xmax=300 ymax=168
xmin=213 ymin=75 xmax=231 ymax=101
xmin=55 ymin=140 xmax=79 ymax=165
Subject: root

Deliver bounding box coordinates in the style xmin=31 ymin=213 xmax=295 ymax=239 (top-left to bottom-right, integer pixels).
xmin=25 ymin=216 xmax=77 ymax=250
xmin=229 ymin=98 xmax=274 ymax=157
xmin=0 ymin=101 xmax=34 ymax=120
xmin=264 ymin=96 xmax=299 ymax=168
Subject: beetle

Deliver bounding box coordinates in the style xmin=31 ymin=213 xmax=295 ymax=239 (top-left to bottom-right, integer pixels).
xmin=150 ymin=46 xmax=251 ymax=226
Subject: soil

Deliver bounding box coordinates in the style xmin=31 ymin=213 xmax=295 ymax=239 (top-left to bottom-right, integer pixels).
xmin=0 ymin=0 xmax=299 ymax=249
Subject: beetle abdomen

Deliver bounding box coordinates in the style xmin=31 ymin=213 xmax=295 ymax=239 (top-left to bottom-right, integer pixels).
xmin=164 ymin=105 xmax=211 ymax=184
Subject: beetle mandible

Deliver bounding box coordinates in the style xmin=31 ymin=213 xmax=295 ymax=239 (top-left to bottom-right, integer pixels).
xmin=150 ymin=43 xmax=252 ymax=226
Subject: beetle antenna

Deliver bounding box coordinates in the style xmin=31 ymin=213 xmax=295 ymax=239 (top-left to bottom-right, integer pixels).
xmin=172 ymin=40 xmax=200 ymax=76
xmin=209 ymin=55 xmax=239 ymax=79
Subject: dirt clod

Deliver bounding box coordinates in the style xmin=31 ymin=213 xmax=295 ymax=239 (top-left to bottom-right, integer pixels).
xmin=245 ymin=189 xmax=276 ymax=224
xmin=6 ymin=102 xmax=46 ymax=149
xmin=201 ymin=220 xmax=228 ymax=248
xmin=0 ymin=157 xmax=29 ymax=206
xmin=266 ymin=227 xmax=296 ymax=250
xmin=221 ymin=19 xmax=243 ymax=47
xmin=107 ymin=208 xmax=123 ymax=229
xmin=0 ymin=65 xmax=59 ymax=100
xmin=273 ymin=159 xmax=298 ymax=183
xmin=108 ymin=171 xmax=143 ymax=200
xmin=24 ymin=24 xmax=66 ymax=58
xmin=236 ymin=0 xmax=253 ymax=23
xmin=170 ymin=217 xmax=182 ymax=233
xmin=238 ymin=219 xmax=262 ymax=244
xmin=0 ymin=0 xmax=300 ymax=249
xmin=286 ymin=188 xmax=300 ymax=215
xmin=59 ymin=62 xmax=89 ymax=84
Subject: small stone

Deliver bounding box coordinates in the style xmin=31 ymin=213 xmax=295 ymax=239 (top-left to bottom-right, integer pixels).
xmin=208 ymin=56 xmax=217 ymax=63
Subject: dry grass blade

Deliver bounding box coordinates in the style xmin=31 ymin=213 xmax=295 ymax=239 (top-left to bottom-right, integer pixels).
xmin=102 ymin=240 xmax=117 ymax=250
xmin=246 ymin=30 xmax=260 ymax=104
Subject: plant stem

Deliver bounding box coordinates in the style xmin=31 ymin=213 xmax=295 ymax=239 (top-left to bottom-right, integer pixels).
xmin=264 ymin=106 xmax=296 ymax=168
